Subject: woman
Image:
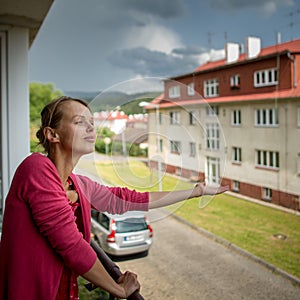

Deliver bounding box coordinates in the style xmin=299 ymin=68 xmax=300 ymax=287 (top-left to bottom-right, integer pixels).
xmin=0 ymin=96 xmax=228 ymax=299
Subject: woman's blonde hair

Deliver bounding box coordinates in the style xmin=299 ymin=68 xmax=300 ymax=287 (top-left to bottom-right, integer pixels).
xmin=36 ymin=96 xmax=90 ymax=154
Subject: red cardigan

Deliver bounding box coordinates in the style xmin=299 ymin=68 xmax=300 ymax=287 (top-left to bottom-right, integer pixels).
xmin=0 ymin=153 xmax=149 ymax=300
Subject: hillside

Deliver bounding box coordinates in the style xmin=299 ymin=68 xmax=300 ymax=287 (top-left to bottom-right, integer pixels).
xmin=64 ymin=90 xmax=161 ymax=114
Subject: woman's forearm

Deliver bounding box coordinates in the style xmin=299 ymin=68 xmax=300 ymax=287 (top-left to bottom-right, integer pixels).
xmin=148 ymin=183 xmax=229 ymax=209
xmin=82 ymin=259 xmax=126 ymax=298
xmin=82 ymin=259 xmax=139 ymax=298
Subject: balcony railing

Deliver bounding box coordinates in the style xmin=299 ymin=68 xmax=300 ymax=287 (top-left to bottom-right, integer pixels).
xmin=89 ymin=239 xmax=144 ymax=300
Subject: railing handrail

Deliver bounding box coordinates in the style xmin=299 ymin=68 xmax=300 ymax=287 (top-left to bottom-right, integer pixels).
xmin=90 ymin=239 xmax=144 ymax=300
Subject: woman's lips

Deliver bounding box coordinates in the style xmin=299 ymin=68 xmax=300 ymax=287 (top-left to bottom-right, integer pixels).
xmin=84 ymin=136 xmax=96 ymax=143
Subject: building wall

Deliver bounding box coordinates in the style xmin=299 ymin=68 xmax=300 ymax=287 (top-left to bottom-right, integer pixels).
xmin=148 ymin=45 xmax=300 ymax=210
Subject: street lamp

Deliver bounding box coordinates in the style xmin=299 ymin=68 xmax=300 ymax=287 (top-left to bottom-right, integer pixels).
xmin=139 ymin=101 xmax=162 ymax=191
xmin=103 ymin=137 xmax=111 ymax=157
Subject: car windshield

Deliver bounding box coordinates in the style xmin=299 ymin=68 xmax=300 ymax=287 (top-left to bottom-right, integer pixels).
xmin=116 ymin=218 xmax=148 ymax=233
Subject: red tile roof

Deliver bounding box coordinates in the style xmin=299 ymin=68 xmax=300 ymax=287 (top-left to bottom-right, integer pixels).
xmin=194 ymin=38 xmax=300 ymax=73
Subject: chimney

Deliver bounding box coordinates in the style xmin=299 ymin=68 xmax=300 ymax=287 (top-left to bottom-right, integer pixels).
xmin=225 ymin=43 xmax=240 ymax=64
xmin=246 ymin=36 xmax=261 ymax=59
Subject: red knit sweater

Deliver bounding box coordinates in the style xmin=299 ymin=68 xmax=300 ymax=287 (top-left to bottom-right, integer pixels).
xmin=0 ymin=153 xmax=149 ymax=299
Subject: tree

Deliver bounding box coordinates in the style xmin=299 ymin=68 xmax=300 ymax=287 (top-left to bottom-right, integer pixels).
xmin=30 ymin=82 xmax=63 ymax=124
xmin=30 ymin=82 xmax=63 ymax=152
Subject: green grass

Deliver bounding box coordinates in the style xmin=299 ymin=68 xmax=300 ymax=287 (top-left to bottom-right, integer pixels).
xmin=77 ymin=158 xmax=300 ymax=279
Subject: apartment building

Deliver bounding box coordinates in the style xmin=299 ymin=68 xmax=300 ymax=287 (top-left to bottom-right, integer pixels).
xmin=146 ymin=37 xmax=300 ymax=210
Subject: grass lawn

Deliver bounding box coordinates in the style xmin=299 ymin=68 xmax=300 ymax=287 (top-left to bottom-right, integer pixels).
xmin=77 ymin=158 xmax=300 ymax=279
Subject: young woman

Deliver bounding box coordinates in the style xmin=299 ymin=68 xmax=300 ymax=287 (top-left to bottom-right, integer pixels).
xmin=0 ymin=96 xmax=228 ymax=299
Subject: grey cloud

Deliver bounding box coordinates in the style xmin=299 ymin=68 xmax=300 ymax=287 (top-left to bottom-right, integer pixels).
xmin=107 ymin=0 xmax=187 ymax=19
xmin=108 ymin=47 xmax=200 ymax=77
xmin=172 ymin=46 xmax=208 ymax=56
xmin=205 ymin=0 xmax=294 ymax=12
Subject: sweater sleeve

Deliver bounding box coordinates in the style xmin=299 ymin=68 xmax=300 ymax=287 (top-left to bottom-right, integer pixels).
xmin=75 ymin=175 xmax=149 ymax=215
xmin=18 ymin=154 xmax=96 ymax=275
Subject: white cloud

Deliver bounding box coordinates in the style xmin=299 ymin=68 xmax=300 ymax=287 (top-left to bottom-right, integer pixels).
xmin=124 ymin=22 xmax=183 ymax=54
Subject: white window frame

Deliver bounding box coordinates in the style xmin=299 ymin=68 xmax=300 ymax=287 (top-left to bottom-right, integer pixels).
xmin=206 ymin=123 xmax=220 ymax=150
xmin=256 ymin=150 xmax=280 ymax=169
xmin=232 ymin=180 xmax=240 ymax=192
xmin=187 ymin=82 xmax=195 ymax=96
xmin=232 ymin=147 xmax=242 ymax=163
xmin=255 ymin=108 xmax=278 ymax=127
xmin=232 ymin=110 xmax=241 ymax=126
xmin=169 ymin=111 xmax=180 ymax=125
xmin=189 ymin=142 xmax=196 ymax=157
xmin=204 ymin=79 xmax=219 ymax=98
xmin=170 ymin=140 xmax=181 ymax=154
xmin=230 ymin=74 xmax=240 ymax=88
xmin=169 ymin=85 xmax=181 ymax=98
xmin=189 ymin=111 xmax=197 ymax=125
xmin=262 ymin=187 xmax=272 ymax=201
xmin=206 ymin=105 xmax=219 ymax=116
xmin=254 ymin=68 xmax=278 ymax=87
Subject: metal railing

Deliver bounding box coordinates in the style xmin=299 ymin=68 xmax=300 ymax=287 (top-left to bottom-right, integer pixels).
xmin=89 ymin=239 xmax=144 ymax=300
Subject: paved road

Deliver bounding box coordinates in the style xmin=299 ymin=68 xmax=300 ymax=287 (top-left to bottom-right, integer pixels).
xmin=116 ymin=209 xmax=300 ymax=300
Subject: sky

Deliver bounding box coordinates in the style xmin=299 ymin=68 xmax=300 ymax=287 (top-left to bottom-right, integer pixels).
xmin=29 ymin=0 xmax=300 ymax=94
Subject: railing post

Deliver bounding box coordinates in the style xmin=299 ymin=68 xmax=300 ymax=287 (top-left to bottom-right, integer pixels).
xmin=89 ymin=239 xmax=145 ymax=300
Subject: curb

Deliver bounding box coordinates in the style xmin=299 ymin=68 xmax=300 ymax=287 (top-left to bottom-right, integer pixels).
xmin=167 ymin=210 xmax=300 ymax=287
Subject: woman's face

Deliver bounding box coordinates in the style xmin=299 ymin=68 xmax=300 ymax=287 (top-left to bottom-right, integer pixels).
xmin=55 ymin=100 xmax=96 ymax=157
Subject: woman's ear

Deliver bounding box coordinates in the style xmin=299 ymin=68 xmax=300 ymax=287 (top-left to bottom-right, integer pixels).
xmin=43 ymin=127 xmax=60 ymax=143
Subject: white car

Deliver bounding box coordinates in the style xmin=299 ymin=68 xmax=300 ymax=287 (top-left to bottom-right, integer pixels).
xmin=91 ymin=210 xmax=153 ymax=257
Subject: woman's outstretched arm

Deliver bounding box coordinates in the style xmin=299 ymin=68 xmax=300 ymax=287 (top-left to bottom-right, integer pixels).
xmin=148 ymin=183 xmax=229 ymax=209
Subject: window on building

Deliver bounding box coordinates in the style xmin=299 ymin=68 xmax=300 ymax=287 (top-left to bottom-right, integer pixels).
xmin=255 ymin=108 xmax=278 ymax=126
xmin=169 ymin=85 xmax=181 ymax=98
xmin=187 ymin=82 xmax=195 ymax=96
xmin=159 ymin=139 xmax=163 ymax=153
xmin=232 ymin=147 xmax=242 ymax=163
xmin=189 ymin=142 xmax=196 ymax=157
xmin=159 ymin=112 xmax=163 ymax=125
xmin=170 ymin=141 xmax=181 ymax=154
xmin=262 ymin=187 xmax=272 ymax=201
xmin=206 ymin=123 xmax=220 ymax=150
xmin=230 ymin=74 xmax=240 ymax=89
xmin=189 ymin=111 xmax=197 ymax=125
xmin=206 ymin=105 xmax=219 ymax=116
xmin=254 ymin=68 xmax=278 ymax=87
xmin=232 ymin=180 xmax=240 ymax=192
xmin=204 ymin=79 xmax=219 ymax=98
xmin=256 ymin=150 xmax=279 ymax=169
xmin=169 ymin=111 xmax=180 ymax=125
xmin=232 ymin=110 xmax=241 ymax=126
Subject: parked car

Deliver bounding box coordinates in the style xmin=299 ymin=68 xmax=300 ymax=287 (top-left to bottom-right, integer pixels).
xmin=91 ymin=210 xmax=153 ymax=257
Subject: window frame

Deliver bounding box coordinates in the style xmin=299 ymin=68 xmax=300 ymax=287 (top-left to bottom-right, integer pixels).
xmin=232 ymin=147 xmax=242 ymax=163
xmin=169 ymin=111 xmax=181 ymax=125
xmin=206 ymin=123 xmax=220 ymax=150
xmin=170 ymin=140 xmax=181 ymax=154
xmin=169 ymin=85 xmax=181 ymax=98
xmin=187 ymin=82 xmax=195 ymax=96
xmin=189 ymin=142 xmax=196 ymax=157
xmin=254 ymin=68 xmax=278 ymax=87
xmin=204 ymin=79 xmax=219 ymax=98
xmin=232 ymin=109 xmax=241 ymax=126
xmin=256 ymin=150 xmax=280 ymax=170
xmin=255 ymin=108 xmax=278 ymax=127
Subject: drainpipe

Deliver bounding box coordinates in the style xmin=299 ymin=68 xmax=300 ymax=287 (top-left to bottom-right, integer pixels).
xmin=287 ymin=51 xmax=297 ymax=88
